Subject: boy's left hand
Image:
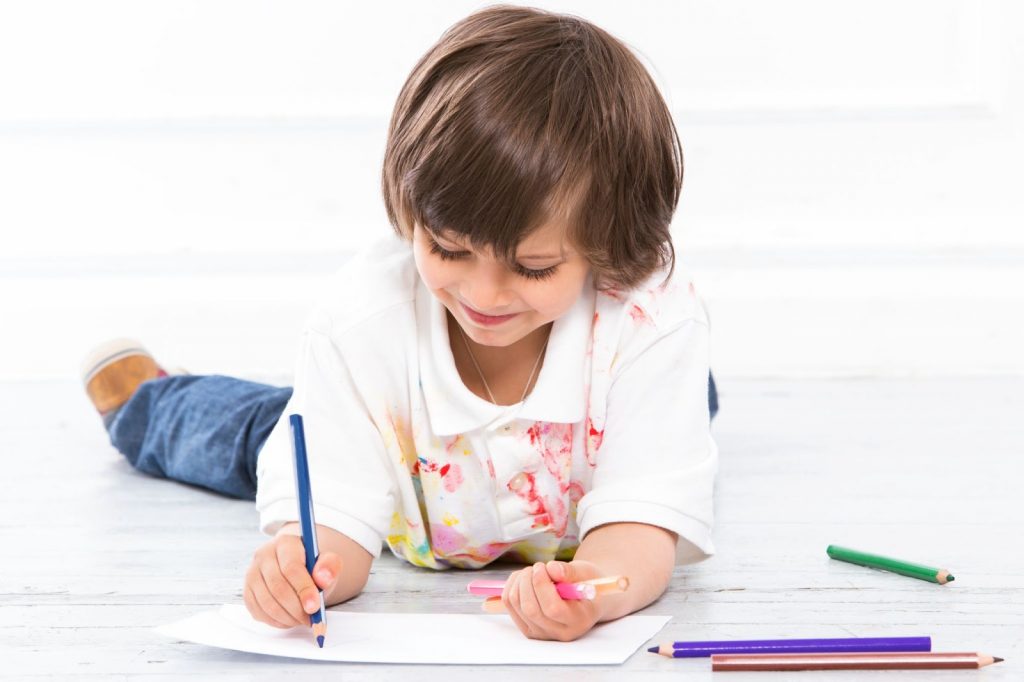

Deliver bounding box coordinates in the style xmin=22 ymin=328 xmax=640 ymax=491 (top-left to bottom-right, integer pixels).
xmin=502 ymin=559 xmax=603 ymax=641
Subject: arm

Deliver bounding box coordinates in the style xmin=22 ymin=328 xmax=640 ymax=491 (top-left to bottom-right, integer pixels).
xmin=573 ymin=521 xmax=676 ymax=622
xmin=250 ymin=328 xmax=396 ymax=627
xmin=501 ymin=316 xmax=714 ymax=641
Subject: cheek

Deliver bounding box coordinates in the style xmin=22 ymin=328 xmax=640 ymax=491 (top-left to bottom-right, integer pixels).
xmin=413 ymin=245 xmax=452 ymax=292
xmin=526 ymin=276 xmax=587 ymax=318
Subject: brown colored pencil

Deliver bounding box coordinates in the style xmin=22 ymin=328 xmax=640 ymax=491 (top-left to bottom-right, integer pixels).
xmin=711 ymin=652 xmax=1003 ymax=671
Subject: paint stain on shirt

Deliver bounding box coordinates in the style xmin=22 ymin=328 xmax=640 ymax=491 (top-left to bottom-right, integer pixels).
xmin=629 ymin=303 xmax=651 ymax=325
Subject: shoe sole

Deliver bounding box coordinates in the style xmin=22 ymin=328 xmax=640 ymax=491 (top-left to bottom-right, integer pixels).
xmin=81 ymin=338 xmax=154 ymax=385
xmin=81 ymin=338 xmax=166 ymax=415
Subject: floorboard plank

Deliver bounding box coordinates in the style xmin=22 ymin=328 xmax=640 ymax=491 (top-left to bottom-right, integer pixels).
xmin=3 ymin=378 xmax=1020 ymax=678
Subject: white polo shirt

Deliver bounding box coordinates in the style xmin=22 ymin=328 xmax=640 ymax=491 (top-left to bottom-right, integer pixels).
xmin=255 ymin=236 xmax=717 ymax=569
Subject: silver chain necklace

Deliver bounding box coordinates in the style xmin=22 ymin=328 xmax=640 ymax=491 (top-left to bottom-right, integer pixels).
xmin=457 ymin=325 xmax=548 ymax=405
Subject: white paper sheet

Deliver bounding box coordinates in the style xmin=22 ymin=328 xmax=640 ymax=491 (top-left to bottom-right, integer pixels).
xmin=156 ymin=604 xmax=670 ymax=665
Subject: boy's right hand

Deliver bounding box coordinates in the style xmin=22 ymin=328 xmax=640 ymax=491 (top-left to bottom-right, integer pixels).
xmin=243 ymin=534 xmax=342 ymax=628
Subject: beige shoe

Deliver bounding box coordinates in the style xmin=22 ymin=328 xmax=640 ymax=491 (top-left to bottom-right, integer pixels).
xmin=81 ymin=338 xmax=169 ymax=422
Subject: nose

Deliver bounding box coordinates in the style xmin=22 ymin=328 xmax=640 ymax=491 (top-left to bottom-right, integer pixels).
xmin=461 ymin=261 xmax=514 ymax=314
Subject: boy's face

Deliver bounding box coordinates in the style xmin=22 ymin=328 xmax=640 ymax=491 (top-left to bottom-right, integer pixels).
xmin=412 ymin=221 xmax=591 ymax=348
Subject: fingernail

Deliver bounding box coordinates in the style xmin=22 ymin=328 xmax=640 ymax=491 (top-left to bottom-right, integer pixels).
xmin=305 ymin=598 xmax=317 ymax=611
xmin=317 ymin=570 xmax=332 ymax=583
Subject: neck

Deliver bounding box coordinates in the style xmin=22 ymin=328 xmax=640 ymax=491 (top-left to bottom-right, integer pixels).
xmin=447 ymin=313 xmax=552 ymax=405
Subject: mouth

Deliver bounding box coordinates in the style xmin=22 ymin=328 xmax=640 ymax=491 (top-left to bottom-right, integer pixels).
xmin=459 ymin=301 xmax=521 ymax=326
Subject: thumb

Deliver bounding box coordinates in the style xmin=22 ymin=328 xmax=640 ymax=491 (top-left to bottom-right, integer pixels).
xmin=312 ymin=552 xmax=343 ymax=590
xmin=546 ymin=559 xmax=600 ymax=584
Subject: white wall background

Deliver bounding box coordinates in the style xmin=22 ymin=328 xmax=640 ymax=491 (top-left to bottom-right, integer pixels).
xmin=1 ymin=0 xmax=1022 ymax=381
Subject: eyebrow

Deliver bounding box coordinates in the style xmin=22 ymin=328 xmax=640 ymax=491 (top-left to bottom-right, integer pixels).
xmin=429 ymin=226 xmax=564 ymax=261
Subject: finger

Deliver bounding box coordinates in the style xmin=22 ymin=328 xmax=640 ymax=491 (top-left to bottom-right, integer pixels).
xmin=242 ymin=582 xmax=269 ymax=625
xmin=248 ymin=569 xmax=298 ymax=628
xmin=545 ymin=560 xmax=570 ymax=583
xmin=531 ymin=562 xmax=572 ymax=625
xmin=244 ymin=581 xmax=290 ymax=629
xmin=312 ymin=552 xmax=343 ymax=591
xmin=502 ymin=569 xmax=538 ymax=639
xmin=276 ymin=539 xmax=323 ymax=615
xmin=545 ymin=559 xmax=597 ymax=585
xmin=517 ymin=563 xmax=563 ymax=635
xmin=260 ymin=551 xmax=308 ymax=624
xmin=243 ymin=564 xmax=285 ymax=627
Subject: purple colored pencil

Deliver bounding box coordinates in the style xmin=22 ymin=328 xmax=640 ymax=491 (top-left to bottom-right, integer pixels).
xmin=648 ymin=636 xmax=931 ymax=658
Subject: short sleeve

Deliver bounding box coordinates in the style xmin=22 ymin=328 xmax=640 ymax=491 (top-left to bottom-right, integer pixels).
xmin=255 ymin=328 xmax=396 ymax=557
xmin=575 ymin=319 xmax=717 ymax=564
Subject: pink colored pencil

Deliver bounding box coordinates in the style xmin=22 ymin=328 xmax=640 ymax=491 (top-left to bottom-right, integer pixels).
xmin=469 ymin=579 xmax=593 ymax=600
xmin=469 ymin=576 xmax=629 ymax=602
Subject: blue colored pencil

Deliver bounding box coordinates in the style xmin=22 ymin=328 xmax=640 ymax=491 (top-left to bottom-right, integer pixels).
xmin=648 ymin=636 xmax=931 ymax=658
xmin=289 ymin=414 xmax=327 ymax=648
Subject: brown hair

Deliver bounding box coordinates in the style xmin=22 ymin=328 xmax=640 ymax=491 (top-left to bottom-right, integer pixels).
xmin=381 ymin=5 xmax=682 ymax=289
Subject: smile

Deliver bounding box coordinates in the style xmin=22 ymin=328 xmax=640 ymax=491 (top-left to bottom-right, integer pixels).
xmin=459 ymin=302 xmax=521 ymax=326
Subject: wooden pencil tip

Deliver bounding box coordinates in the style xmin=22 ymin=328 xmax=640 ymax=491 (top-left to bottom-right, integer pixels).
xmin=993 ymin=657 xmax=1003 ymax=663
xmin=946 ymin=574 xmax=955 ymax=582
xmin=647 ymin=646 xmax=658 ymax=653
xmin=317 ymin=635 xmax=325 ymax=648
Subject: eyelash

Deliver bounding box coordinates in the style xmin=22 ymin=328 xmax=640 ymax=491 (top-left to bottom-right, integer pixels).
xmin=427 ymin=237 xmax=559 ymax=281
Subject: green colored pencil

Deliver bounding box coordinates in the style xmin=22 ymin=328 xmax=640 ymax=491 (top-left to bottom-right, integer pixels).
xmin=826 ymin=545 xmax=955 ymax=584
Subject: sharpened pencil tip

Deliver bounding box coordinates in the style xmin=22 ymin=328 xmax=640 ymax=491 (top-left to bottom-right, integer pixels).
xmin=993 ymin=657 xmax=1003 ymax=663
xmin=946 ymin=574 xmax=955 ymax=582
xmin=317 ymin=635 xmax=324 ymax=648
xmin=648 ymin=646 xmax=658 ymax=653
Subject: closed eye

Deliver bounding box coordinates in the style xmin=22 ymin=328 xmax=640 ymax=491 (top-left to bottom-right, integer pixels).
xmin=426 ymin=236 xmax=559 ymax=281
xmin=427 ymin=237 xmax=468 ymax=262
xmin=514 ymin=263 xmax=559 ymax=281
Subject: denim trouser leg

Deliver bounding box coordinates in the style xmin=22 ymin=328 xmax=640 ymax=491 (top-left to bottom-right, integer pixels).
xmin=107 ymin=375 xmax=292 ymax=500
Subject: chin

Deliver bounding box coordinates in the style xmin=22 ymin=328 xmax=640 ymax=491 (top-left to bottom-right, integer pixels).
xmin=461 ymin=323 xmax=524 ymax=348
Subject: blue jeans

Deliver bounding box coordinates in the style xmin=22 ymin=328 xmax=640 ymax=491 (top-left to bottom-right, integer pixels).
xmin=108 ymin=374 xmax=720 ymax=500
xmin=107 ymin=376 xmax=292 ymax=500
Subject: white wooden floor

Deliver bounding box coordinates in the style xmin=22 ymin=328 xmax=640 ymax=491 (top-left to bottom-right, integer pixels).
xmin=2 ymin=377 xmax=1022 ymax=680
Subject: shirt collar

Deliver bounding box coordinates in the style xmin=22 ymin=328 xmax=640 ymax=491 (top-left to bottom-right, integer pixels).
xmin=417 ymin=277 xmax=594 ymax=436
